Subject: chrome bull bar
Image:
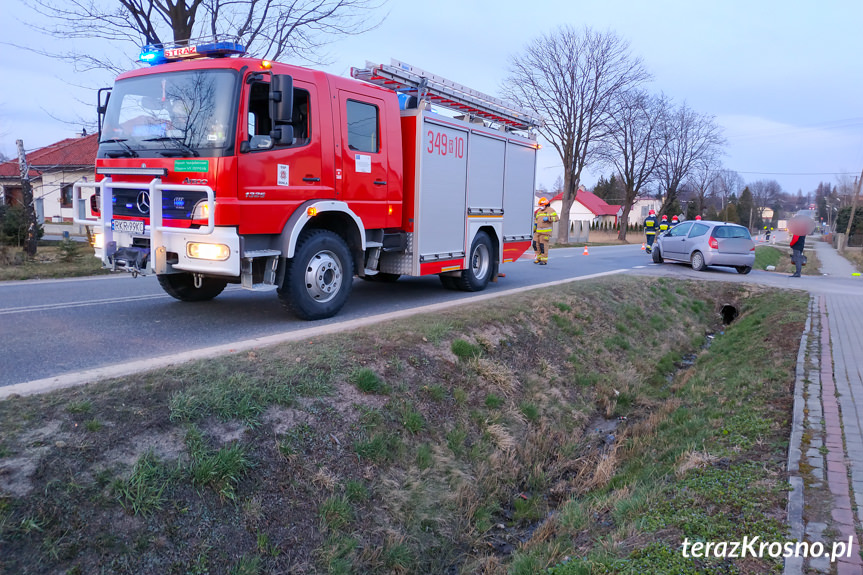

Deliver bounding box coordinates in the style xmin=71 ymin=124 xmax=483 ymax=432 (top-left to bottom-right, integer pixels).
xmin=72 ymin=177 xmax=215 ymax=274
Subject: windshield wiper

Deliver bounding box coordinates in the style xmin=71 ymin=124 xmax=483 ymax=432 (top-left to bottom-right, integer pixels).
xmin=101 ymin=138 xmax=138 ymax=158
xmin=143 ymin=136 xmax=200 ymax=157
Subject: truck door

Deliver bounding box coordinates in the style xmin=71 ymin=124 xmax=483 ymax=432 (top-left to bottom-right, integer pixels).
xmin=236 ymin=77 xmax=329 ymax=235
xmin=337 ymin=91 xmax=390 ymax=230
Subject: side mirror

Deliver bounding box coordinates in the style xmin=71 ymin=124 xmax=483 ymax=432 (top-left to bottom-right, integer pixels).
xmin=270 ymin=74 xmax=294 ymax=145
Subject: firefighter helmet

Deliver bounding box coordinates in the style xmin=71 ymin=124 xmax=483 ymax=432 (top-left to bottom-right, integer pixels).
xmin=672 ymin=215 xmax=679 ymax=223
xmin=538 ymin=197 xmax=549 ymax=207
xmin=661 ymin=215 xmax=668 ymax=221
xmin=695 ymin=215 xmax=702 ymax=220
xmin=649 ymin=209 xmax=655 ymax=216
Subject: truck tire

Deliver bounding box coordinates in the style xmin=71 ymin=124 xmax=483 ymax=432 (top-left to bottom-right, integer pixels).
xmin=279 ymin=229 xmax=353 ymax=320
xmin=455 ymin=231 xmax=493 ymax=292
xmin=157 ymin=273 xmax=227 ymax=301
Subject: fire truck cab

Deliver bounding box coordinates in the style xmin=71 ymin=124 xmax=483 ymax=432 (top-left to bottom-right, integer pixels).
xmin=74 ymin=39 xmax=541 ymax=320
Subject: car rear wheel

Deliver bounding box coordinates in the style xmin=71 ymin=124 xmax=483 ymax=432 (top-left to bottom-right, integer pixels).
xmin=736 ymin=265 xmax=752 ymax=274
xmin=652 ymin=246 xmax=663 ymax=264
xmin=691 ymin=251 xmax=706 ymax=272
xmin=158 ymin=273 xmax=227 ymax=301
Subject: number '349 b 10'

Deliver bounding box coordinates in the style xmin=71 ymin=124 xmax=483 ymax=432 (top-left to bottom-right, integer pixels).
xmin=426 ymin=130 xmax=464 ymax=158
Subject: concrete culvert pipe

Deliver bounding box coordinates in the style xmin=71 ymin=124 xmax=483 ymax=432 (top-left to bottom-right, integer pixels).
xmin=720 ymin=304 xmax=739 ymax=325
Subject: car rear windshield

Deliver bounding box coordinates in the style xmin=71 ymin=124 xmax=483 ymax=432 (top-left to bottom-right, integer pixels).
xmin=713 ymin=225 xmax=751 ymax=239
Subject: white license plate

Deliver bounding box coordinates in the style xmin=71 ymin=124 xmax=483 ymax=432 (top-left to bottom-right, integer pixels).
xmin=112 ymin=219 xmax=145 ymax=234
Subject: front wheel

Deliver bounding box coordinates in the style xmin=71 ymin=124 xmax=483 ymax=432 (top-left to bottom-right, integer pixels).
xmin=691 ymin=251 xmax=706 ymax=272
xmin=455 ymin=231 xmax=494 ymax=292
xmin=652 ymin=246 xmax=663 ymax=264
xmin=279 ymin=230 xmax=353 ymax=320
xmin=158 ymin=273 xmax=227 ymax=301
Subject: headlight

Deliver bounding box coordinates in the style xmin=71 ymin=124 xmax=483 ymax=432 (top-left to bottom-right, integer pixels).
xmin=187 ymin=242 xmax=230 ymax=261
xmin=93 ymin=232 xmax=104 ymax=249
xmin=192 ymin=200 xmax=211 ymax=220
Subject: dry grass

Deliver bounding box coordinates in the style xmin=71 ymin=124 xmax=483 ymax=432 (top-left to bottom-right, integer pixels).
xmin=675 ymin=448 xmax=720 ymax=477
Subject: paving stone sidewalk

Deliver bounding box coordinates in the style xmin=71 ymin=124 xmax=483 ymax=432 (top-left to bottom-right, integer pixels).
xmin=786 ymin=242 xmax=863 ymax=575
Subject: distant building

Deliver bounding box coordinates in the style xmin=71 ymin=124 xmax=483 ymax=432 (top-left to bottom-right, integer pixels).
xmin=0 ymin=134 xmax=98 ymax=222
xmin=546 ymin=187 xmax=620 ymax=227
xmin=622 ymin=196 xmax=663 ymax=227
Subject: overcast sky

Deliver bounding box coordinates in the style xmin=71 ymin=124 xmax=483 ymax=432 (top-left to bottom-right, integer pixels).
xmin=1 ymin=0 xmax=861 ymax=197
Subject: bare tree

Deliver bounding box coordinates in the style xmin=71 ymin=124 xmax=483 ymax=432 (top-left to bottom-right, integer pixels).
xmin=712 ymin=169 xmax=743 ymax=222
xmin=748 ymin=179 xmax=782 ymax=224
xmin=685 ymin=157 xmax=721 ymax=218
xmin=21 ymin=0 xmax=385 ymax=70
xmin=503 ymin=25 xmax=650 ymax=243
xmin=597 ymin=90 xmax=667 ymax=241
xmin=656 ymin=102 xmax=725 ymax=215
xmin=16 ymin=140 xmax=39 ymax=257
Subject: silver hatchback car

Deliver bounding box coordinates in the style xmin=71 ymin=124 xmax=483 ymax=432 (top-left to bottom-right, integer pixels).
xmin=652 ymin=220 xmax=755 ymax=274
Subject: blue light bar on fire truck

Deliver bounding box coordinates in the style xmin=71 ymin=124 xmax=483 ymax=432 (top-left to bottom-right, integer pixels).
xmin=139 ymin=37 xmax=245 ymax=65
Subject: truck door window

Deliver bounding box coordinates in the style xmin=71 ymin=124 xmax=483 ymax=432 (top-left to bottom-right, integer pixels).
xmin=346 ymin=100 xmax=379 ymax=153
xmin=247 ymin=82 xmax=311 ymax=149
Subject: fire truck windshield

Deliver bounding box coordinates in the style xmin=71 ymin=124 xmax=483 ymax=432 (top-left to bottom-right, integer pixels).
xmin=98 ymin=70 xmax=237 ymax=158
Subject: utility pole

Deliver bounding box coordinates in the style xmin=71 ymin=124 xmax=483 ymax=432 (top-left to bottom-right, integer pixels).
xmin=16 ymin=139 xmax=38 ymax=257
xmin=842 ymin=168 xmax=863 ymax=254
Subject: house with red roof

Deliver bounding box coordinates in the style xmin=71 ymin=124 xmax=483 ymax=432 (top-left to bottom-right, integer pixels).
xmin=0 ymin=133 xmax=99 ymax=222
xmin=545 ymin=187 xmax=621 ymax=228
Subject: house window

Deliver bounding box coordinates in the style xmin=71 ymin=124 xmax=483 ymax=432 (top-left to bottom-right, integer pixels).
xmin=60 ymin=184 xmax=73 ymax=208
xmin=641 ymin=206 xmax=649 ymax=218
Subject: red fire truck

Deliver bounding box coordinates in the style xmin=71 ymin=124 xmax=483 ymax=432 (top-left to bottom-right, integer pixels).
xmin=74 ymin=38 xmax=541 ymax=320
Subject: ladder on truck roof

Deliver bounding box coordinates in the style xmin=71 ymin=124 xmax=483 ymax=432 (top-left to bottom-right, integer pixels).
xmin=351 ymin=59 xmax=543 ymax=132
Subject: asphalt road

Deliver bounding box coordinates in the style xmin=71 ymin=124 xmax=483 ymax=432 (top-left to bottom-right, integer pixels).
xmin=1 ymin=244 xmax=656 ymax=389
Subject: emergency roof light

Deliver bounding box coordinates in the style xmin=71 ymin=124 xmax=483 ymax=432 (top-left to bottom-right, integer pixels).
xmin=139 ymin=36 xmax=245 ymax=66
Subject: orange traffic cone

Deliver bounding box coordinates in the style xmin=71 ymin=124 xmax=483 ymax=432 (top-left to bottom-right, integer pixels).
xmin=641 ymin=243 xmax=646 ymax=250
xmin=583 ymin=246 xmax=589 ymax=256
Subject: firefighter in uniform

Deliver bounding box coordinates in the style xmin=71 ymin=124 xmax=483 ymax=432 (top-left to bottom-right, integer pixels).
xmin=658 ymin=214 xmax=670 ymax=235
xmin=533 ymin=197 xmax=558 ymax=265
xmin=670 ymin=215 xmax=680 ymax=228
xmin=644 ymin=209 xmax=658 ymax=254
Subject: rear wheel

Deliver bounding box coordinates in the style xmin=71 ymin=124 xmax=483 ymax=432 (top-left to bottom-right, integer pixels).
xmin=652 ymin=246 xmax=663 ymax=264
xmin=455 ymin=231 xmax=493 ymax=292
xmin=158 ymin=273 xmax=227 ymax=301
xmin=691 ymin=251 xmax=706 ymax=272
xmin=736 ymin=265 xmax=752 ymax=274
xmin=279 ymin=229 xmax=353 ymax=320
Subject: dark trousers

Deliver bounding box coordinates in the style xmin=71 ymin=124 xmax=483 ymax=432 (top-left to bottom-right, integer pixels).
xmin=792 ymin=250 xmax=804 ymax=276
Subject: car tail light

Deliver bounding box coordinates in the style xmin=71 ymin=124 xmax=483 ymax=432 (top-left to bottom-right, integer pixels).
xmin=708 ymin=237 xmax=719 ymax=250
xmin=750 ymin=245 xmax=755 ymax=251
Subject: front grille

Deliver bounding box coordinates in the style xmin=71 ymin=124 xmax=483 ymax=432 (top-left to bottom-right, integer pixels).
xmin=110 ymin=188 xmax=207 ymax=220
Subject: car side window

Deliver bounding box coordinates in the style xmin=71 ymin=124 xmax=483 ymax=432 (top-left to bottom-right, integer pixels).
xmin=688 ymin=223 xmax=709 ymax=238
xmin=668 ymin=222 xmax=692 ymax=237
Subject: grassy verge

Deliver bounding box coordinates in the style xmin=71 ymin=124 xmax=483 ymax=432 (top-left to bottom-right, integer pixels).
xmin=840 ymin=246 xmax=863 ymax=272
xmin=0 ymin=241 xmax=110 ymax=281
xmin=0 ymin=276 xmax=806 ymax=574
xmin=754 ymin=245 xmax=820 ymax=275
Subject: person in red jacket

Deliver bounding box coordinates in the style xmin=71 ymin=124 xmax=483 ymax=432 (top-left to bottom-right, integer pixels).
xmin=790 ymin=233 xmax=806 ymax=277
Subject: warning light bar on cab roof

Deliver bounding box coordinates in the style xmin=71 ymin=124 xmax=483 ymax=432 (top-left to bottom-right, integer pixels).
xmin=139 ymin=36 xmax=245 ymax=66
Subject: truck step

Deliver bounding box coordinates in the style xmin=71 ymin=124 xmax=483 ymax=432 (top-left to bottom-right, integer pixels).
xmin=243 ymin=249 xmax=281 ymax=258
xmin=246 ymin=283 xmax=278 ymax=292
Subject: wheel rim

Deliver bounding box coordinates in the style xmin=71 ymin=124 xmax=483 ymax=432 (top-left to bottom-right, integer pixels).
xmin=693 ymin=253 xmax=703 ymax=269
xmin=471 ymin=242 xmax=490 ymax=280
xmin=303 ymin=250 xmax=342 ymax=303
